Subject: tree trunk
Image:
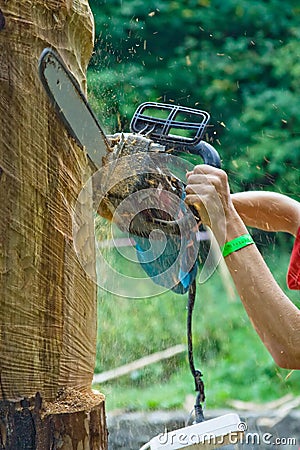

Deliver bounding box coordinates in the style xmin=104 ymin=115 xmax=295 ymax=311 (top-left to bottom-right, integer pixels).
xmin=0 ymin=0 xmax=107 ymax=448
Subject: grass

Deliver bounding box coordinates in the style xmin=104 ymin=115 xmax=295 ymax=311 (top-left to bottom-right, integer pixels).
xmin=93 ymin=232 xmax=300 ymax=413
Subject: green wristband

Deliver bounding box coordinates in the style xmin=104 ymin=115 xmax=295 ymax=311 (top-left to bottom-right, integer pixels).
xmin=221 ymin=234 xmax=254 ymax=258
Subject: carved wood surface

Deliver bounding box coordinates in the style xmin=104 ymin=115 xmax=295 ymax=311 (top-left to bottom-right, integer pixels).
xmin=0 ymin=0 xmax=98 ymax=403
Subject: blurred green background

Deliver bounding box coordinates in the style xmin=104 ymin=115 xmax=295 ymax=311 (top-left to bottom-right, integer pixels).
xmin=88 ymin=0 xmax=300 ymax=412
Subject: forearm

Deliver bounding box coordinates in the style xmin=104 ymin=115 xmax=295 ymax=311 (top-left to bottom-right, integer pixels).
xmin=220 ymin=211 xmax=300 ymax=369
xmin=232 ymin=191 xmax=300 ymax=236
xmin=185 ymin=166 xmax=300 ymax=369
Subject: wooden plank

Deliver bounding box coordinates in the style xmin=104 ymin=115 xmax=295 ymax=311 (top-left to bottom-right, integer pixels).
xmin=93 ymin=344 xmax=186 ymax=384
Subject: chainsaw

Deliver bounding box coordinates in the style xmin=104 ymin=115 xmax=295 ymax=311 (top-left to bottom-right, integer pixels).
xmin=38 ymin=48 xmax=220 ymax=171
xmin=38 ymin=48 xmax=221 ymax=294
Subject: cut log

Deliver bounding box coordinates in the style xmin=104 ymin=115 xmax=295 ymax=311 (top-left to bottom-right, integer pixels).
xmin=0 ymin=0 xmax=107 ymax=447
xmin=0 ymin=391 xmax=107 ymax=450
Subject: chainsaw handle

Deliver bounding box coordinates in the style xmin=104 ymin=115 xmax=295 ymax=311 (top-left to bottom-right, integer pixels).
xmin=130 ymin=102 xmax=221 ymax=168
xmin=189 ymin=140 xmax=221 ymax=168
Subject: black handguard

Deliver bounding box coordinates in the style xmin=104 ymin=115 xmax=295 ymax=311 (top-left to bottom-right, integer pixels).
xmin=130 ymin=102 xmax=221 ymax=168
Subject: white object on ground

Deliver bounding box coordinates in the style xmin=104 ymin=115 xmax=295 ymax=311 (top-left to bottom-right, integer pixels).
xmin=139 ymin=413 xmax=245 ymax=450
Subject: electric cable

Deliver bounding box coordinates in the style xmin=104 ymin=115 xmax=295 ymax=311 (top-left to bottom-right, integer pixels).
xmin=187 ymin=279 xmax=205 ymax=423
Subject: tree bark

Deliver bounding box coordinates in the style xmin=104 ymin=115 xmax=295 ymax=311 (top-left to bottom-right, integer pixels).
xmin=0 ymin=0 xmax=107 ymax=448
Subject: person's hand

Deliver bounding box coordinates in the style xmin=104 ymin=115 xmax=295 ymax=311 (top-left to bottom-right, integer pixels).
xmin=185 ymin=165 xmax=236 ymax=240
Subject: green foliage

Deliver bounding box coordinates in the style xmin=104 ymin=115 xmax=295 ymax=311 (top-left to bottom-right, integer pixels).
xmin=88 ymin=0 xmax=300 ymax=198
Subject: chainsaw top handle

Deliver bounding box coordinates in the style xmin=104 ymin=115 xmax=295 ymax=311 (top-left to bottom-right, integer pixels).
xmin=130 ymin=102 xmax=221 ymax=168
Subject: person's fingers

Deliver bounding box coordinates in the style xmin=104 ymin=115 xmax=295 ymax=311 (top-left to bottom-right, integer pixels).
xmin=186 ymin=174 xmax=224 ymax=194
xmin=186 ymin=164 xmax=215 ymax=177
xmin=187 ymin=166 xmax=228 ymax=187
xmin=186 ymin=176 xmax=205 ymax=194
xmin=192 ymin=164 xmax=226 ymax=176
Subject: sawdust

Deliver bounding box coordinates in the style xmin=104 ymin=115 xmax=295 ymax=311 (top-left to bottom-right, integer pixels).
xmin=96 ymin=133 xmax=188 ymax=237
xmin=43 ymin=387 xmax=105 ymax=416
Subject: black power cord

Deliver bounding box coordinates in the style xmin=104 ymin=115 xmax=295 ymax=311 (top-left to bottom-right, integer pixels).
xmin=187 ymin=279 xmax=205 ymax=423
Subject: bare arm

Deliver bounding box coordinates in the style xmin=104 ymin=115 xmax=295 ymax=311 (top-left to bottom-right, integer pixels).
xmin=232 ymin=191 xmax=300 ymax=236
xmin=185 ymin=165 xmax=300 ymax=369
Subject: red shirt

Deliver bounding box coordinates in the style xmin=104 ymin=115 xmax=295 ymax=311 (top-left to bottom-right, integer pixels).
xmin=287 ymin=226 xmax=300 ymax=290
